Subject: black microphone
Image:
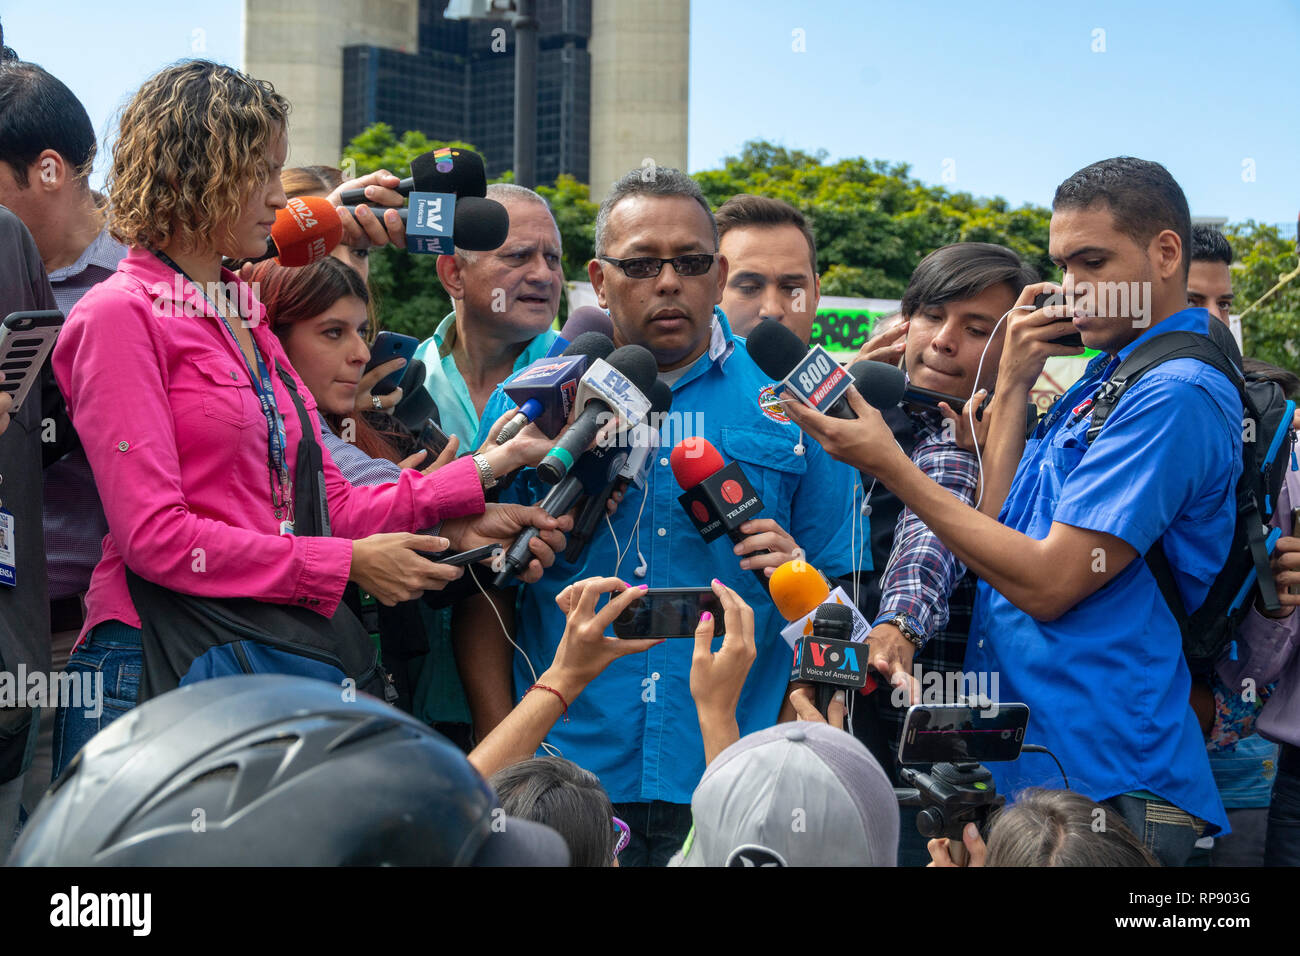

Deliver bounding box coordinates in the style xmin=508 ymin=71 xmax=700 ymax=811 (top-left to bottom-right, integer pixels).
xmin=536 ymin=345 xmax=658 ymax=485
xmin=492 ymin=441 xmax=628 ymax=587
xmin=492 ymin=474 xmax=587 ymax=588
xmin=496 ymin=332 xmax=616 ymax=444
xmin=338 ymin=148 xmax=487 ymax=205
xmin=849 ymin=360 xmax=993 ymax=418
xmin=802 ymin=602 xmax=865 ymax=718
xmin=746 ymin=319 xmax=858 ymax=420
xmin=563 ymin=379 xmax=673 ymax=562
xmin=393 ymin=196 xmax=510 ymax=252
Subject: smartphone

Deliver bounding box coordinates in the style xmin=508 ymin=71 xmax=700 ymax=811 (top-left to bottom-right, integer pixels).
xmin=897 ymin=702 xmax=1030 ymax=765
xmin=1033 ymin=291 xmax=1083 ymax=348
xmin=419 ymin=418 xmax=451 ymax=458
xmin=0 ymin=310 xmax=63 ymax=413
xmin=416 ymin=543 xmax=502 ymax=567
xmin=366 ymin=331 xmax=420 ymax=396
xmin=613 ymin=587 xmax=724 ymax=639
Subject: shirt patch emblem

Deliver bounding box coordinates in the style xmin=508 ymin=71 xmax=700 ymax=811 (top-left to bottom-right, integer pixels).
xmin=758 ymin=384 xmax=790 ymax=423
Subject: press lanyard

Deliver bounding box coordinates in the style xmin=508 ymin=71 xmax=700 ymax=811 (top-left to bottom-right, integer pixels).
xmin=153 ymin=251 xmax=294 ymax=528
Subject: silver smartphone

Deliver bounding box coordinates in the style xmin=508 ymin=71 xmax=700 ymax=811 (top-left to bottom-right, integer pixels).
xmin=0 ymin=311 xmax=63 ymax=413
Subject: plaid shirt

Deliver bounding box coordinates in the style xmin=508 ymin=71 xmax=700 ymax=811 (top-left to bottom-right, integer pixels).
xmin=868 ymin=410 xmax=980 ymax=753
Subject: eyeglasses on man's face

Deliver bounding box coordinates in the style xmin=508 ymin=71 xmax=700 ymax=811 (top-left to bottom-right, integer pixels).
xmin=599 ymin=253 xmax=716 ymax=279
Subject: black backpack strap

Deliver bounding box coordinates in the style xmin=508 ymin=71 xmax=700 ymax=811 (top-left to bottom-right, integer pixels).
xmin=276 ymin=365 xmax=331 ymax=538
xmin=1145 ymin=538 xmax=1188 ymax=633
xmin=1083 ymin=328 xmax=1249 ymax=628
xmin=1086 ymin=332 xmax=1245 ymax=445
xmin=1247 ymin=500 xmax=1281 ymax=611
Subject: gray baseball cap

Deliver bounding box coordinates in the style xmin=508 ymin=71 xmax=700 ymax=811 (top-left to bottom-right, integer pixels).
xmin=671 ymin=722 xmax=899 ymax=866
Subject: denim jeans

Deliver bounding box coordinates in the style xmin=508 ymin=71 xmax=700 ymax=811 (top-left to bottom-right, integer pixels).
xmin=1104 ymin=793 xmax=1206 ymax=867
xmin=51 ymin=623 xmax=142 ymax=779
xmin=612 ymin=800 xmax=694 ymax=867
xmin=1265 ymin=746 xmax=1300 ymax=866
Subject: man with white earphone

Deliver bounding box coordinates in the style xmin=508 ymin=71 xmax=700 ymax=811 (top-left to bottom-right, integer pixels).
xmin=462 ymin=167 xmax=859 ymax=866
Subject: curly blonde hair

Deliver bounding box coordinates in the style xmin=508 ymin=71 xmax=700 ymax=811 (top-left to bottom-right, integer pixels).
xmin=107 ymin=60 xmax=289 ymax=251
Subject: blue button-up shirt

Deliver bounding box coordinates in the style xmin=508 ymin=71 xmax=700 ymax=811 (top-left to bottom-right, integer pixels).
xmin=966 ymin=308 xmax=1240 ymax=833
xmin=414 ymin=311 xmax=558 ymax=447
xmin=476 ymin=308 xmax=862 ymax=804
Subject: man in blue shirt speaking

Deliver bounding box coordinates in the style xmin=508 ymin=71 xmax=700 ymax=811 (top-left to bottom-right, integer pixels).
xmin=784 ymin=157 xmax=1240 ymax=866
xmin=462 ymin=166 xmax=860 ymax=865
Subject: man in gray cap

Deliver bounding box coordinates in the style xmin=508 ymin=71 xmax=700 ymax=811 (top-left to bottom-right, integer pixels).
xmin=671 ymin=721 xmax=900 ymax=866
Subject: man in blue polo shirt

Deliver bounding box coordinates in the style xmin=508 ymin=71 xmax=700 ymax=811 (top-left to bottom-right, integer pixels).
xmin=462 ymin=167 xmax=859 ymax=866
xmin=785 ymin=157 xmax=1239 ymax=866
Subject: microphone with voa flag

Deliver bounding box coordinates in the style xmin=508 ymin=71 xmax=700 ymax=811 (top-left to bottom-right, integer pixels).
xmin=535 ymin=344 xmax=657 ymax=485
xmin=563 ymin=379 xmax=673 ymax=562
xmin=793 ymin=603 xmax=870 ymax=719
xmin=493 ymin=331 xmax=614 ymax=444
xmin=669 ymin=436 xmax=772 ymax=594
xmin=770 ymin=558 xmax=875 ymax=695
xmin=495 ymin=308 xmax=617 ymax=443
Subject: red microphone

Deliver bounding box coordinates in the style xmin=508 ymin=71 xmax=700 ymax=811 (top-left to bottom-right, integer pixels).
xmin=268 ymin=196 xmax=344 ymax=267
xmin=669 ymin=437 xmax=771 ymax=593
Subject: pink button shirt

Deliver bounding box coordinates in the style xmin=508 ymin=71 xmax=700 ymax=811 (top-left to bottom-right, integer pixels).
xmin=53 ymin=247 xmax=485 ymax=645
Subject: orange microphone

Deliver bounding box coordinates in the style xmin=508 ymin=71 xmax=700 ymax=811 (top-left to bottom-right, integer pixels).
xmin=268 ymin=196 xmax=344 ymax=267
xmin=769 ymin=559 xmax=831 ymax=622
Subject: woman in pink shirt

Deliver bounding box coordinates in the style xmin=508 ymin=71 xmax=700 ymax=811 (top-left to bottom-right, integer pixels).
xmin=50 ymin=61 xmax=565 ymax=774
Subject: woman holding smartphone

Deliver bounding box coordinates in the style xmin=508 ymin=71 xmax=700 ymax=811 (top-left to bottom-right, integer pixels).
xmin=50 ymin=61 xmax=562 ymax=772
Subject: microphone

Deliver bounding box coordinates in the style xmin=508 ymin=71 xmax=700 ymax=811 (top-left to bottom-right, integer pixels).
xmin=849 ymin=360 xmax=993 ymax=418
xmin=669 ymin=437 xmax=771 ymax=593
xmin=769 ymin=559 xmax=831 ymax=622
xmin=536 ymin=345 xmax=657 ymax=485
xmin=398 ymin=196 xmax=511 ymax=254
xmin=337 ymin=147 xmax=488 ymax=205
xmin=253 ymin=196 xmax=344 ymax=267
xmin=493 ymin=440 xmax=629 ymax=587
xmin=543 ymin=306 xmax=616 ymax=359
xmin=562 ymin=379 xmax=673 ymax=562
xmin=747 ymin=318 xmax=857 ymax=420
xmin=769 ymin=558 xmax=874 ymax=667
xmin=616 ymin=379 xmax=672 ymax=487
xmin=497 ymin=331 xmax=615 ymax=444
xmin=793 ymin=603 xmax=869 ymax=718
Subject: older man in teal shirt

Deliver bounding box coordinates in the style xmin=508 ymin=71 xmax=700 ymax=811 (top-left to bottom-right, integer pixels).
xmin=414 ymin=183 xmax=564 ymax=447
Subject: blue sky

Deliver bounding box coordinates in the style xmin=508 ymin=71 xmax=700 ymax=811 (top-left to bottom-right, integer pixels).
xmin=6 ymin=1 xmax=1298 ymax=229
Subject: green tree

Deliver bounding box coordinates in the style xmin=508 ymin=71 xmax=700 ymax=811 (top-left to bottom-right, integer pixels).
xmin=342 ymin=124 xmax=598 ymax=338
xmin=1227 ymin=222 xmax=1300 ymax=371
xmin=695 ymin=140 xmax=1057 ymax=297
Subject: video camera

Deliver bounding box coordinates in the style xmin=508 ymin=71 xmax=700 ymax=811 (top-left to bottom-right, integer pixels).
xmin=892 ymin=702 xmax=1031 ymax=863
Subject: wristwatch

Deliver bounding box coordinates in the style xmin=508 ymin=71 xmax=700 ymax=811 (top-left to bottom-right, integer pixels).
xmin=886 ymin=612 xmax=926 ymax=650
xmin=471 ymin=453 xmax=498 ymax=491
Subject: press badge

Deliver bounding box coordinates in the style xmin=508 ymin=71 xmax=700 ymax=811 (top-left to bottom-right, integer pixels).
xmin=0 ymin=508 xmax=16 ymax=587
xmin=279 ymin=519 xmax=295 ymax=536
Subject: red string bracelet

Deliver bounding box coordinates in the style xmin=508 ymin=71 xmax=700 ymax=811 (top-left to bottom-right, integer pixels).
xmin=528 ymin=683 xmax=569 ymax=721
